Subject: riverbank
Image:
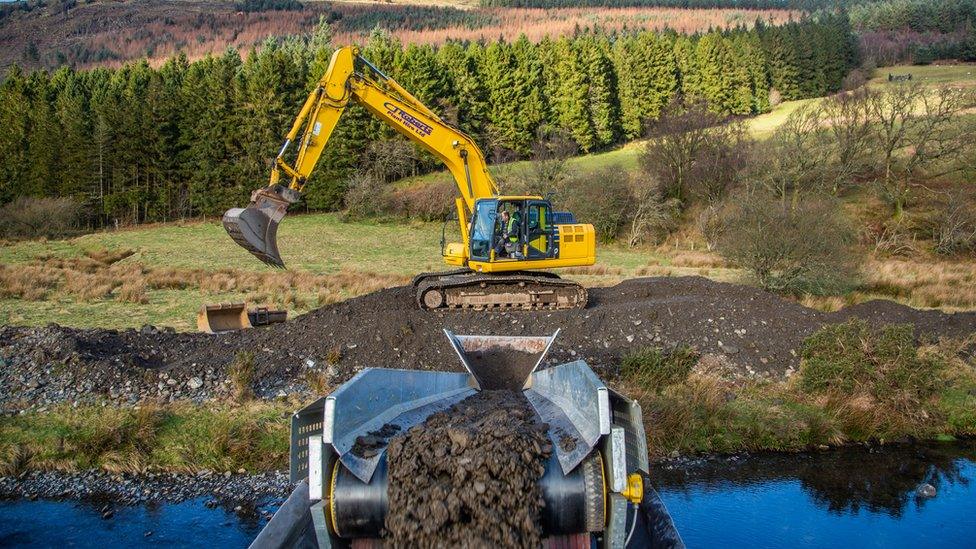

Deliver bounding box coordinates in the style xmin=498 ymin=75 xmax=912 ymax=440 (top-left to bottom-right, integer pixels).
xmin=2 ymin=325 xmax=974 ymax=477
xmin=0 ymin=469 xmax=290 ymax=507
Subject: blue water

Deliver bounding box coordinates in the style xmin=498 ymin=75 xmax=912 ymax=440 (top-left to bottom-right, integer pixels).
xmin=654 ymin=443 xmax=976 ymax=548
xmin=0 ymin=497 xmax=276 ymax=548
xmin=1 ymin=444 xmax=974 ymax=547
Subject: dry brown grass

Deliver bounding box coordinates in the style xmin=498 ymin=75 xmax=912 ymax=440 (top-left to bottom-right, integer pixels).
xmin=61 ymin=270 xmax=115 ymax=301
xmin=304 ymin=370 xmax=331 ymax=396
xmin=634 ymin=265 xmax=674 ymax=277
xmin=368 ymin=7 xmax=798 ymax=46
xmin=228 ymin=351 xmax=256 ymax=403
xmin=0 ymin=248 xmax=405 ymax=314
xmin=667 ymin=250 xmax=728 ymax=269
xmin=0 ymin=444 xmax=34 ymax=477
xmin=861 ymin=257 xmax=976 ymax=309
xmin=561 ymin=265 xmax=624 ymax=276
xmin=0 ymin=264 xmax=56 ymax=300
xmin=117 ymin=279 xmax=149 ymax=304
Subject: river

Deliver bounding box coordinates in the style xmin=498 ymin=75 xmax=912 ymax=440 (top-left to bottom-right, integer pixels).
xmin=1 ymin=442 xmax=974 ymax=547
xmin=652 ymin=441 xmax=976 ymax=548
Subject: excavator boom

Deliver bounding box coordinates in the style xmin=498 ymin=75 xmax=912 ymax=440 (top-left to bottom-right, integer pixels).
xmin=223 ymin=46 xmax=496 ymax=268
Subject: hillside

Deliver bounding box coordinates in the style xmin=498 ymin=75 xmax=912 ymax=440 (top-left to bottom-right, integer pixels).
xmin=0 ymin=0 xmax=796 ymax=70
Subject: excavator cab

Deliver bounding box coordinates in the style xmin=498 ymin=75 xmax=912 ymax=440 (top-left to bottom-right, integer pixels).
xmin=470 ymin=198 xmax=556 ymax=263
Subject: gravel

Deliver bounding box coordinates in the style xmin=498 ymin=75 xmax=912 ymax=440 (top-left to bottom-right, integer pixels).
xmin=0 ymin=470 xmax=291 ymax=507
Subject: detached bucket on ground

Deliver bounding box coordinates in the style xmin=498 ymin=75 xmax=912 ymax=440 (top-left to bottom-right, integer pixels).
xmin=198 ymin=303 xmax=251 ymax=333
xmin=197 ymin=303 xmax=287 ymax=333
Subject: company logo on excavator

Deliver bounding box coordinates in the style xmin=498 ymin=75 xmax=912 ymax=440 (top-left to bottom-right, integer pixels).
xmin=384 ymin=102 xmax=433 ymax=138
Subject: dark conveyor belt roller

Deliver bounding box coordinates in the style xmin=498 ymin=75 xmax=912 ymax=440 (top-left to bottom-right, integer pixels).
xmin=329 ymin=453 xmax=605 ymax=540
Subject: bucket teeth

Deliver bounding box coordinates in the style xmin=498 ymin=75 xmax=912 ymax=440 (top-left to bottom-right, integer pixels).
xmin=222 ymin=187 xmax=294 ymax=268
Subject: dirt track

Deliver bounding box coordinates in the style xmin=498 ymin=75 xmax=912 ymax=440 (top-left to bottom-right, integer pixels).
xmin=2 ymin=276 xmax=975 ymax=410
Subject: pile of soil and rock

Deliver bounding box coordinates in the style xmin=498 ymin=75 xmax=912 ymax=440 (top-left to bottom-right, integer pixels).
xmin=3 ymin=276 xmax=976 ymax=411
xmin=384 ymin=390 xmax=552 ymax=547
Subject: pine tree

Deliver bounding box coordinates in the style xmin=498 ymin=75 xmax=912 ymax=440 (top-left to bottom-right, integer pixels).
xmin=580 ymin=33 xmax=619 ymax=148
xmin=552 ymin=36 xmax=594 ymax=151
xmin=726 ymin=34 xmax=756 ymax=115
xmin=673 ymin=35 xmax=701 ymax=101
xmin=0 ymin=66 xmax=29 ymax=203
xmin=306 ymin=16 xmax=334 ymax=87
xmin=51 ymin=67 xmax=93 ymax=201
xmin=761 ymin=26 xmax=801 ymax=101
xmin=510 ymin=34 xmax=545 ymax=154
xmin=23 ymin=71 xmax=60 ymax=199
xmin=739 ymin=32 xmax=771 ymax=113
xmin=695 ymin=33 xmax=731 ymax=112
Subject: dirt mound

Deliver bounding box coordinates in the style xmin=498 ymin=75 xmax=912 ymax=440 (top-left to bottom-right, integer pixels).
xmin=384 ymin=390 xmax=551 ymax=548
xmin=3 ymin=277 xmax=976 ymax=411
xmin=828 ymin=299 xmax=974 ymax=337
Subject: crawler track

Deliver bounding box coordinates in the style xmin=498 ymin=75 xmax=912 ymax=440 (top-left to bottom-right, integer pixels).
xmin=413 ymin=270 xmax=587 ymax=310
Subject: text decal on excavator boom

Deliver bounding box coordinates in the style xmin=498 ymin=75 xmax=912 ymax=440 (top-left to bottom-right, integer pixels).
xmin=384 ymin=102 xmax=433 ymax=138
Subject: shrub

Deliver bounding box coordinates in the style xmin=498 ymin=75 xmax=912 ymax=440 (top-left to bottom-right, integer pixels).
xmin=842 ymin=68 xmax=868 ymax=91
xmin=342 ymin=172 xmax=389 ymax=220
xmin=640 ymin=101 xmax=749 ymax=207
xmin=933 ymin=194 xmax=976 ymax=256
xmin=385 ymin=178 xmax=456 ymax=221
xmin=715 ymin=193 xmax=861 ymax=295
xmin=0 ymin=197 xmax=83 ymax=239
xmin=799 ymin=319 xmax=946 ymax=428
xmin=228 ymin=351 xmax=256 ymax=402
xmin=621 ymin=345 xmax=699 ymax=394
xmin=558 ymin=165 xmax=633 ymax=243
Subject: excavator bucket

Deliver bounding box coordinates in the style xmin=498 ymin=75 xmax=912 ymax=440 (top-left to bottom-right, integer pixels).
xmin=197 ymin=303 xmax=252 ymax=333
xmin=223 ymin=187 xmax=294 ymax=268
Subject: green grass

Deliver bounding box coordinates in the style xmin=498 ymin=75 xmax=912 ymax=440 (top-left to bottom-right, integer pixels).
xmin=0 ymin=401 xmax=291 ymax=474
xmin=630 ymin=328 xmax=976 ymax=456
xmin=872 ymin=64 xmax=976 ymax=86
xmin=1 ymin=213 xmax=445 ymax=276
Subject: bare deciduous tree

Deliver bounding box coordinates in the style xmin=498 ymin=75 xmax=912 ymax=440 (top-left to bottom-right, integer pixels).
xmin=866 ymin=83 xmax=975 ymax=218
xmin=640 ymin=100 xmax=747 ymax=207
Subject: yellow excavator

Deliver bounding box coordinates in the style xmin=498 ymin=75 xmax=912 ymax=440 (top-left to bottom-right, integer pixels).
xmin=223 ymin=46 xmax=596 ymax=310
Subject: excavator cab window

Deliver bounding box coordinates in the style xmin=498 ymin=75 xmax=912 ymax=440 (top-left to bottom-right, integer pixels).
xmin=469 ymin=199 xmax=498 ymax=260
xmin=493 ymin=201 xmax=526 ymax=260
xmin=526 ymin=201 xmax=554 ymax=259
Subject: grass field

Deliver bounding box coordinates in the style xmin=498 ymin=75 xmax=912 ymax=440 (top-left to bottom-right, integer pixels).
xmin=0 ymin=212 xmax=745 ymax=330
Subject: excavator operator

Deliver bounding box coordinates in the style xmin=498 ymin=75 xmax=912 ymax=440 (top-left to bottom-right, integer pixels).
xmin=494 ymin=206 xmax=522 ymax=258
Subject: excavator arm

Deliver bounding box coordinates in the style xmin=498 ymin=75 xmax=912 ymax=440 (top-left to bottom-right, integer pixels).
xmin=223 ymin=46 xmax=498 ymax=268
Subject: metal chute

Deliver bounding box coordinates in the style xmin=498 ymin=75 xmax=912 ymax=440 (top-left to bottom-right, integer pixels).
xmin=223 ymin=186 xmax=299 ymax=269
